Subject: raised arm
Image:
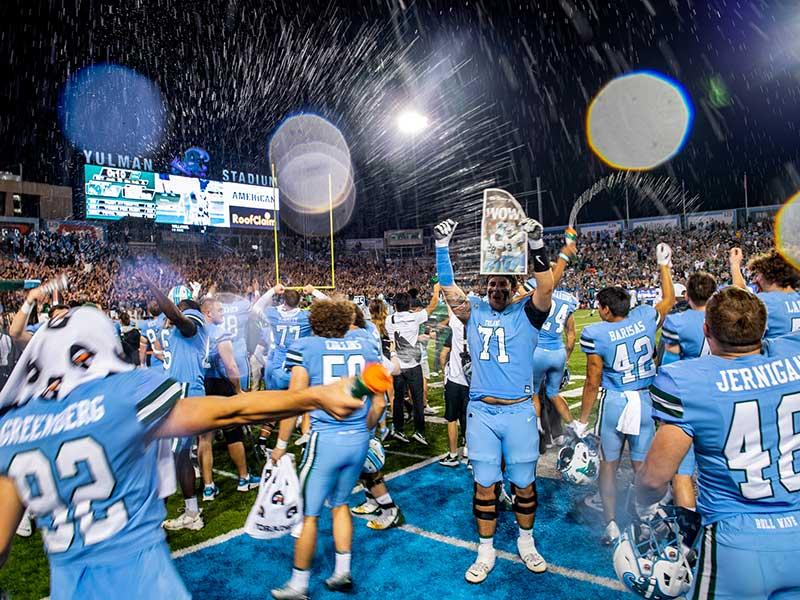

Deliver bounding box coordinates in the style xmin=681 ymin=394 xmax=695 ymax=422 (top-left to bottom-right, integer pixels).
xmin=729 ymin=247 xmax=747 ymax=289
xmin=433 ymin=219 xmax=471 ymax=323
xmin=654 ymin=243 xmax=676 ymax=325
xmin=303 ymin=284 xmax=329 ymax=301
xmin=9 ymin=287 xmax=43 ymax=344
xmin=425 ymin=282 xmax=441 ymax=315
xmin=251 ymin=283 xmax=285 ymax=315
xmin=141 ymin=277 xmax=196 ymax=338
xmin=551 ymin=229 xmax=578 ymax=288
xmin=521 ymin=218 xmax=554 ymax=314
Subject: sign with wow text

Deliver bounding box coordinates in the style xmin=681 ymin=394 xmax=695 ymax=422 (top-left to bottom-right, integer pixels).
xmin=480 ymin=188 xmax=528 ymax=275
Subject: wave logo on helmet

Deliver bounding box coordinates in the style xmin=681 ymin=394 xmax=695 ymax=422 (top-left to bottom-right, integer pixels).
xmin=557 ymin=434 xmax=600 ymax=485
xmin=169 ymin=286 xmax=193 ymax=305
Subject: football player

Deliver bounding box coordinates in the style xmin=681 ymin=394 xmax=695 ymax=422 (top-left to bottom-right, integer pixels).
xmin=575 ymin=243 xmax=675 ymax=545
xmin=270 ymin=300 xmax=385 ymax=599
xmin=141 ymin=279 xmax=209 ymax=531
xmin=637 ymin=287 xmax=800 ymax=599
xmin=730 ymin=247 xmax=800 ymax=338
xmin=136 ymin=302 xmax=166 ymax=368
xmin=659 ymin=272 xmax=717 ymax=510
xmin=434 ymin=217 xmax=575 ymax=583
xmin=0 ymin=306 xmax=363 ymax=600
xmin=199 ymin=297 xmax=260 ymax=501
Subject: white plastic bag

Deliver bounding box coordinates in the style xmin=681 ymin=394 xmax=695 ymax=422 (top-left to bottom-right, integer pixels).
xmin=245 ymin=454 xmax=303 ymax=539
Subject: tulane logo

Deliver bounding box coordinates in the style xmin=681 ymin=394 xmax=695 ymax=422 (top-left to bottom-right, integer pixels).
xmin=170 ymin=147 xmax=210 ymax=178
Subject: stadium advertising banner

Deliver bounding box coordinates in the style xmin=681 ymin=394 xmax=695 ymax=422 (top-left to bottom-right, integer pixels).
xmin=686 ymin=209 xmax=735 ymax=227
xmin=84 ymin=165 xmax=279 ymax=230
xmin=345 ymin=238 xmax=385 ymax=251
xmin=629 ymin=215 xmax=680 ymax=230
xmin=579 ymin=220 xmax=624 ymax=236
xmin=384 ymin=229 xmax=424 ymax=247
xmin=45 ymin=220 xmax=105 ymax=240
xmin=0 ymin=217 xmax=38 ymax=235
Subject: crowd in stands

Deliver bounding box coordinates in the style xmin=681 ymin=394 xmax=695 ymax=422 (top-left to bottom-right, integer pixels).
xmin=0 ymin=217 xmax=777 ymax=317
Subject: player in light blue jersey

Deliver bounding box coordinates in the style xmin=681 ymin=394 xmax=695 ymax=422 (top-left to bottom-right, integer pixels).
xmin=141 ymin=279 xmax=209 ymax=532
xmin=527 ymin=280 xmax=579 ymax=430
xmin=434 ymin=217 xmax=576 ymax=583
xmin=576 ymin=242 xmax=675 ymax=545
xmin=731 ymin=247 xmax=800 ymax=338
xmin=215 ymin=282 xmax=254 ymax=390
xmin=0 ymin=306 xmax=363 ymax=600
xmin=261 ymin=287 xmax=315 ymax=390
xmin=637 ymin=287 xmax=800 ymax=600
xmin=660 ymin=272 xmax=717 ymax=511
xmin=137 ymin=302 xmax=166 ymax=368
xmin=198 ymin=297 xmax=259 ymax=502
xmin=270 ymin=300 xmax=385 ymax=599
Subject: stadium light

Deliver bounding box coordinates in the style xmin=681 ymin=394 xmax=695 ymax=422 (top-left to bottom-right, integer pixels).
xmin=396 ymin=110 xmax=429 ymax=135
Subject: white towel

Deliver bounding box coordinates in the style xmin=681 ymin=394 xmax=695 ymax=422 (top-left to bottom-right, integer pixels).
xmin=617 ymin=390 xmax=642 ymax=436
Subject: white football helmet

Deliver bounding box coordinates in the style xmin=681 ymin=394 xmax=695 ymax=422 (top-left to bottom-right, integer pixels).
xmin=362 ymin=438 xmax=386 ymax=474
xmin=556 ymin=433 xmax=599 ymax=485
xmin=613 ymin=507 xmax=700 ymax=600
xmin=169 ymin=285 xmax=193 ymax=305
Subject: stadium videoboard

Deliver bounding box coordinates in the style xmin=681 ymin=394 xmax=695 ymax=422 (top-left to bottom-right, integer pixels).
xmin=84 ymin=165 xmax=279 ymax=230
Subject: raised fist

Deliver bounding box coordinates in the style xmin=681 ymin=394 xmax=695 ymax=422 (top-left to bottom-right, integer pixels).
xmin=656 ymin=243 xmax=673 ymax=267
xmin=729 ymin=247 xmax=743 ymax=266
xmin=520 ymin=218 xmax=543 ymax=240
xmin=434 ymin=219 xmax=458 ymax=247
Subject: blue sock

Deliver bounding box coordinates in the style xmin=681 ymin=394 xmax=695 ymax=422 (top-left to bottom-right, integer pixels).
xmin=436 ymin=246 xmax=455 ymax=286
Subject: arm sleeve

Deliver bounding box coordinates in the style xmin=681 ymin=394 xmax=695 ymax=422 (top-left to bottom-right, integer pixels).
xmin=523 ymin=297 xmax=550 ymax=330
xmin=133 ymin=370 xmax=185 ymax=435
xmin=649 ymin=369 xmax=693 ymax=437
xmin=415 ymin=311 xmax=429 ymax=326
xmin=579 ymin=327 xmax=600 ymax=355
xmin=284 ymin=339 xmax=306 ymax=370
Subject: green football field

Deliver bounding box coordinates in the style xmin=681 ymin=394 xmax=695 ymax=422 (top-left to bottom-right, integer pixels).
xmin=0 ymin=310 xmax=601 ymax=600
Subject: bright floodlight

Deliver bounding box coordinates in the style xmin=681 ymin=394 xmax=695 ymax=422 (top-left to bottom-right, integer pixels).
xmin=397 ymin=110 xmax=429 ymax=135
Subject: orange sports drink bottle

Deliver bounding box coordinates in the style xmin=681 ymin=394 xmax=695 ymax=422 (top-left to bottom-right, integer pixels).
xmin=351 ymin=363 xmax=393 ymax=398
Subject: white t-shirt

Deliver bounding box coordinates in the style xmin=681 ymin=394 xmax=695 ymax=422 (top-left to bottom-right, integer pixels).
xmin=445 ymin=314 xmax=468 ymax=386
xmin=386 ymin=310 xmax=429 ymax=369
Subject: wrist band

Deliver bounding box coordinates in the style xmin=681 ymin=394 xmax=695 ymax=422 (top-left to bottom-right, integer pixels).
xmin=531 ymin=246 xmax=550 ymax=273
xmin=21 ymin=301 xmax=33 ymax=315
xmin=276 ymin=439 xmax=288 ymax=450
xmin=558 ymin=252 xmax=571 ymax=264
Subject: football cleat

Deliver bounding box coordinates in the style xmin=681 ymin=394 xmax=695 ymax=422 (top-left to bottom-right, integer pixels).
xmin=351 ymin=497 xmax=380 ymax=516
xmin=202 ymin=484 xmax=220 ymax=502
xmin=163 ymin=510 xmax=204 ymax=531
xmin=411 ymin=432 xmax=429 ymax=446
xmin=324 ymin=572 xmax=353 ymax=593
xmin=270 ymin=584 xmax=309 ymax=600
xmin=517 ymin=538 xmax=547 ymax=573
xmin=465 ymin=553 xmax=496 ymax=584
xmin=438 ymin=454 xmax=460 ymax=468
xmin=367 ymin=507 xmax=404 ymax=530
xmin=15 ymin=512 xmax=33 ymax=538
xmin=237 ymin=474 xmax=260 ymax=492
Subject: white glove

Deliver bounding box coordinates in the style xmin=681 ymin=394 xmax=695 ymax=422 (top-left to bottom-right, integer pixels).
xmin=521 ymin=218 xmax=544 ymax=250
xmin=434 ymin=219 xmax=458 ymax=248
xmin=568 ymin=420 xmax=589 ymax=438
xmin=189 ymin=281 xmax=202 ymax=300
xmin=656 ymin=243 xmax=673 ymax=267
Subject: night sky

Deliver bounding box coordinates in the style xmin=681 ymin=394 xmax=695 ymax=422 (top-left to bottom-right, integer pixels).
xmin=1 ymin=0 xmax=799 ymax=237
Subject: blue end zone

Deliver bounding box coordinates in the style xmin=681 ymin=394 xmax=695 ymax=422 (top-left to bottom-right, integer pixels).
xmin=175 ymin=463 xmax=629 ymax=599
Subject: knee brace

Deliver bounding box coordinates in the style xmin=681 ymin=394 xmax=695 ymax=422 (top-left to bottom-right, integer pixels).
xmin=222 ymin=425 xmax=244 ymax=445
xmin=511 ymin=482 xmax=538 ymax=515
xmin=472 ymin=482 xmax=500 ymax=521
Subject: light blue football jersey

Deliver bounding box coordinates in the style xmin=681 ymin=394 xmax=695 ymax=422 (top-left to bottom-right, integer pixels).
xmin=205 ymin=323 xmax=234 ymax=380
xmin=346 ymin=326 xmax=382 ymax=355
xmin=217 ymin=294 xmax=252 ymax=363
xmin=159 ymin=308 xmax=207 ymax=397
xmin=580 ymin=304 xmax=660 ymax=391
xmin=467 ymin=298 xmax=541 ymax=401
xmin=264 ymin=306 xmax=312 ymax=367
xmin=661 ymin=308 xmax=709 ymax=359
xmin=0 ymin=369 xmax=183 ymax=565
xmin=137 ymin=314 xmax=166 ymax=369
xmin=537 ymin=290 xmax=579 ymax=351
xmin=651 ymin=333 xmax=800 ymax=525
xmin=758 ymin=290 xmax=800 ymax=339
xmin=285 ymin=335 xmax=380 ymax=433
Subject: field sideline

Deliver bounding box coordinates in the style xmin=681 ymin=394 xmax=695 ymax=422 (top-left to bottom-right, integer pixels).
xmin=0 ymin=310 xmax=602 ymax=600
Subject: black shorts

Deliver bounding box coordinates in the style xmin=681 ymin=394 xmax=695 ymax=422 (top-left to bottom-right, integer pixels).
xmin=204 ymin=377 xmax=236 ymax=397
xmin=444 ymin=380 xmax=469 ymax=423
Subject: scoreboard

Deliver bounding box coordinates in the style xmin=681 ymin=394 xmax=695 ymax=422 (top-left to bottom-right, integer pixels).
xmin=84 ymin=165 xmax=279 ymax=230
